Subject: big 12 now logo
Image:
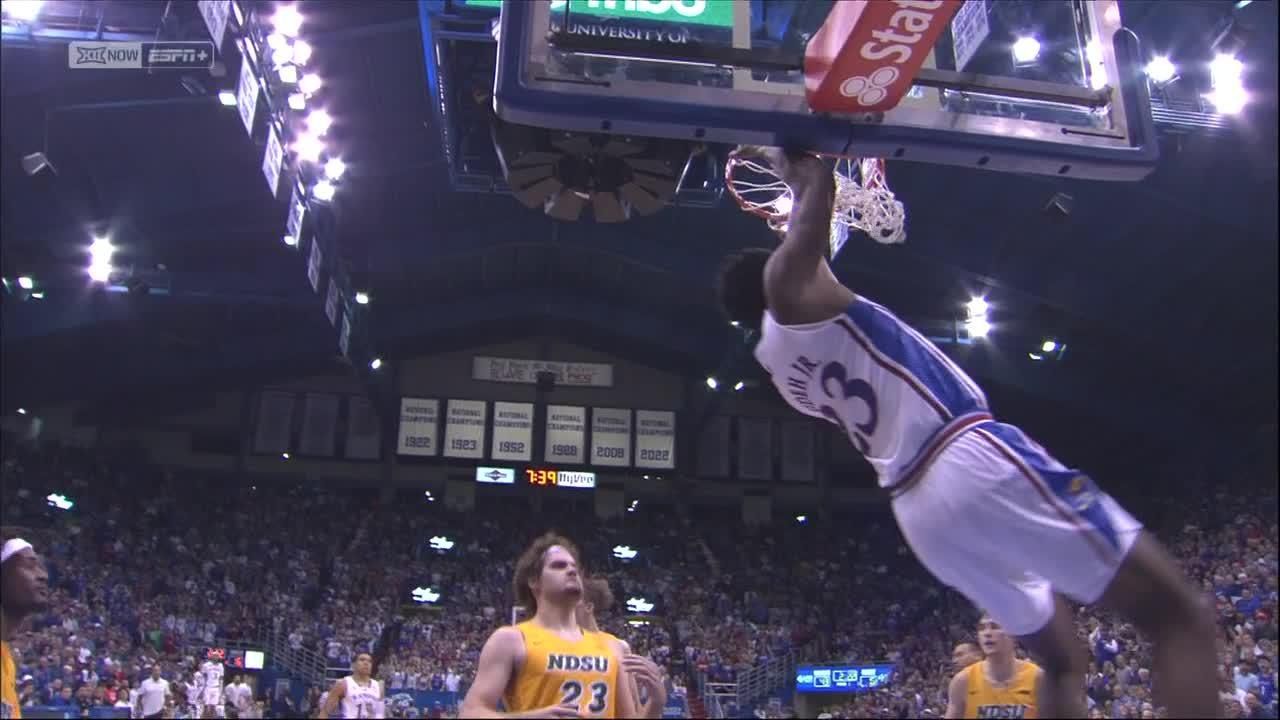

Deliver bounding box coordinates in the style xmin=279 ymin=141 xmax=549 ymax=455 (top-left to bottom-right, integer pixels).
xmin=805 ymin=0 xmax=962 ymax=113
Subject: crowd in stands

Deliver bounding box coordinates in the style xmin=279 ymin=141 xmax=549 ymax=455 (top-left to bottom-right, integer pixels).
xmin=3 ymin=432 xmax=1276 ymax=720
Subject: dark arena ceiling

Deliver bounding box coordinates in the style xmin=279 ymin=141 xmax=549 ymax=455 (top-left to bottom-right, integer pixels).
xmin=1 ymin=0 xmax=1276 ymax=461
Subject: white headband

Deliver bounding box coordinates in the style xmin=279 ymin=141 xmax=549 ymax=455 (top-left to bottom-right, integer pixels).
xmin=1 ymin=538 xmax=33 ymax=565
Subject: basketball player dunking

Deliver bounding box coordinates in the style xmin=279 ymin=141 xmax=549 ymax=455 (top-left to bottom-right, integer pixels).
xmin=461 ymin=533 xmax=641 ymax=719
xmin=2 ymin=535 xmax=50 ymax=720
xmin=946 ymin=613 xmax=1041 ymax=719
xmin=576 ymin=577 xmax=666 ymax=719
xmin=716 ymin=147 xmax=1218 ymax=718
xmin=318 ymin=653 xmax=385 ymax=719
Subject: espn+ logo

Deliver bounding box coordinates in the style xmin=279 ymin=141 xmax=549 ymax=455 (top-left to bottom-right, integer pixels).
xmin=840 ymin=0 xmax=950 ymax=108
xmin=549 ymin=0 xmax=709 ymax=20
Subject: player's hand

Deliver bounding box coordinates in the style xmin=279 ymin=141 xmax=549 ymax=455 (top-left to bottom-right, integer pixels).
xmin=517 ymin=700 xmax=585 ymax=719
xmin=732 ymin=145 xmax=830 ymax=193
xmin=623 ymin=654 xmax=668 ymax=705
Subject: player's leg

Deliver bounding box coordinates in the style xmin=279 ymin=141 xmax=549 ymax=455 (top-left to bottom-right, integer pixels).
xmin=965 ymin=423 xmax=1218 ymax=717
xmin=1092 ymin=530 xmax=1219 ymax=716
xmin=890 ymin=453 xmax=1069 ymax=712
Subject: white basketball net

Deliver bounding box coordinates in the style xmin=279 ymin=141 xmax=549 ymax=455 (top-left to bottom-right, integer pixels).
xmin=726 ymin=155 xmax=906 ymax=247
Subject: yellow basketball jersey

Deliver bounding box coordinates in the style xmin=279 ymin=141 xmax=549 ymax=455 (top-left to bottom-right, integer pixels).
xmin=505 ymin=621 xmax=620 ymax=718
xmin=2 ymin=640 xmax=21 ymax=719
xmin=963 ymin=659 xmax=1040 ymax=719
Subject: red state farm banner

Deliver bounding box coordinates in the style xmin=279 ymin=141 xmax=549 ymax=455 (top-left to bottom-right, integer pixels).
xmin=805 ymin=0 xmax=962 ymax=114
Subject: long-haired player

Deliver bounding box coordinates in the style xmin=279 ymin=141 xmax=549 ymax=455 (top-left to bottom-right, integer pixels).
xmin=461 ymin=532 xmax=642 ymax=719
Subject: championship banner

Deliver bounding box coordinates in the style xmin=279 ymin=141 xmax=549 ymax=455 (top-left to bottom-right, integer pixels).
xmin=634 ymin=410 xmax=675 ymax=469
xmin=307 ymin=239 xmax=322 ymax=292
xmin=397 ymin=398 xmax=440 ymax=456
xmin=262 ymin=123 xmax=284 ymax=197
xmin=197 ymin=0 xmax=231 ymax=50
xmin=696 ymin=415 xmax=730 ymax=478
xmin=737 ymin=417 xmax=774 ymax=481
xmin=490 ymin=402 xmax=534 ymax=462
xmin=780 ymin=420 xmax=815 ymax=483
xmin=252 ymin=391 xmax=295 ymax=455
xmin=236 ymin=55 xmax=259 ymax=137
xmin=443 ymin=400 xmax=487 ymax=459
xmin=344 ymin=396 xmax=381 ymax=460
xmin=298 ymin=393 xmax=339 ymax=457
xmin=545 ymin=405 xmax=586 ymax=464
xmin=473 ymin=356 xmax=613 ymax=388
xmin=590 ymin=407 xmax=632 ymax=467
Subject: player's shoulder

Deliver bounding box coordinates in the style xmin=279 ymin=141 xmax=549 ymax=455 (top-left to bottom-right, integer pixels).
xmin=486 ymin=625 xmax=528 ymax=653
xmin=951 ymin=663 xmax=975 ymax=689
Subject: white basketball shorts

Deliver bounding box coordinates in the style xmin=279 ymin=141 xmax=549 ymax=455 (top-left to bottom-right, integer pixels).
xmin=891 ymin=421 xmax=1143 ymax=636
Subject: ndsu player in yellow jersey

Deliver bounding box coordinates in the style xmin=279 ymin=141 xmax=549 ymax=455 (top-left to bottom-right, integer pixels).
xmin=946 ymin=613 xmax=1043 ymax=719
xmin=576 ymin=578 xmax=666 ymax=719
xmin=462 ymin=533 xmax=640 ymax=719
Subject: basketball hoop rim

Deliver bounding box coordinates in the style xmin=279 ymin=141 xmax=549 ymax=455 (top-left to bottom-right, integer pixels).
xmin=724 ymin=153 xmax=889 ymax=225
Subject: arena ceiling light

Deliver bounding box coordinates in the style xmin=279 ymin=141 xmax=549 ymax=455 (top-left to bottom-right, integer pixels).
xmin=429 ymin=535 xmax=454 ymax=551
xmin=963 ymin=296 xmax=990 ymax=340
xmin=294 ymin=133 xmax=324 ymax=163
xmin=312 ymin=180 xmax=335 ymax=202
xmin=2 ymin=0 xmax=43 ymax=22
xmin=1012 ymin=36 xmax=1041 ymax=66
xmin=307 ymin=110 xmax=333 ymax=136
xmin=287 ymin=93 xmax=306 ymax=111
xmin=87 ymin=236 xmax=114 ymax=283
xmin=733 ymin=381 xmax=745 ymax=391
xmin=16 ymin=408 xmax=27 ymax=415
xmin=292 ymin=40 xmax=312 ymax=65
xmin=795 ymin=515 xmax=807 ymax=524
xmin=705 ymin=377 xmax=718 ymax=390
xmin=272 ymin=4 xmax=303 ymax=37
xmin=1145 ymin=56 xmax=1177 ymax=85
xmin=324 ymin=158 xmax=345 ymax=180
xmin=218 ymin=90 xmax=237 ymax=106
xmin=612 ymin=545 xmax=638 ymax=561
xmin=369 ymin=357 xmax=382 ymax=370
xmin=17 ymin=276 xmax=33 ymax=290
xmin=1205 ymin=53 xmax=1247 ymax=115
xmin=354 ymin=291 xmax=369 ymax=305
xmin=298 ymin=72 xmax=322 ymax=95
xmin=278 ymin=65 xmax=298 ymax=84
xmin=282 ymin=234 xmax=298 ymax=247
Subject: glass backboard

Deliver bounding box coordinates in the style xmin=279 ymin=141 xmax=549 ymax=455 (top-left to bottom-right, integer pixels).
xmin=494 ymin=0 xmax=1158 ymax=180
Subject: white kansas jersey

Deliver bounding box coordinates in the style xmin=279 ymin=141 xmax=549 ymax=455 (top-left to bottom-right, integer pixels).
xmin=199 ymin=661 xmax=224 ymax=701
xmin=755 ymin=297 xmax=991 ymax=490
xmin=341 ymin=677 xmax=384 ymax=719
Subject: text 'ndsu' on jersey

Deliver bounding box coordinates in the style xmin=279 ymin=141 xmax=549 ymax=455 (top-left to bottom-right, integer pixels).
xmin=755 ymin=297 xmax=991 ymax=488
xmin=961 ymin=660 xmax=1040 ymax=719
xmin=506 ymin=621 xmax=619 ymax=718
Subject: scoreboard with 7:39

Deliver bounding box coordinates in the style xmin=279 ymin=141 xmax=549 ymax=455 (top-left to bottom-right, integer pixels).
xmin=524 ymin=467 xmax=597 ymax=489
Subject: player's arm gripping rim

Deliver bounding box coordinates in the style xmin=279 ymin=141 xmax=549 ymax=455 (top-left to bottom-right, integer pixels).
xmin=459 ymin=626 xmax=582 ymax=720
xmin=316 ymin=677 xmax=345 ymax=719
xmin=734 ymin=147 xmax=848 ymax=326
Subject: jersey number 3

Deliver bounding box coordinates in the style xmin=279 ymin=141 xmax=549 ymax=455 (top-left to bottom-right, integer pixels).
xmin=818 ymin=362 xmax=879 ymax=453
xmin=561 ymin=680 xmax=609 ymax=714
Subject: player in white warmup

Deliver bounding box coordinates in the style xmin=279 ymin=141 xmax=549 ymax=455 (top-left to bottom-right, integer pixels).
xmin=318 ymin=652 xmax=385 ymax=719
xmin=715 ymin=147 xmax=1218 ymax=718
xmin=197 ymin=654 xmax=225 ymax=719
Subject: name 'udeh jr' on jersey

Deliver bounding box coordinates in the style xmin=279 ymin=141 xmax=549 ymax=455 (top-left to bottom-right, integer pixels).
xmin=755 ymin=297 xmax=991 ymax=489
